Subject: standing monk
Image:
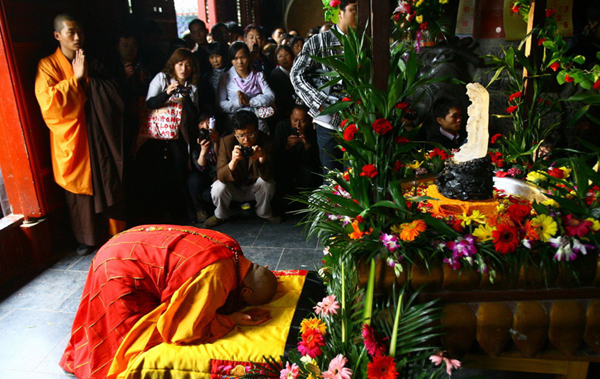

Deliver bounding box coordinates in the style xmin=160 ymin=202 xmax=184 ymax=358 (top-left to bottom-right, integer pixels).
xmin=35 ymin=14 xmax=125 ymax=255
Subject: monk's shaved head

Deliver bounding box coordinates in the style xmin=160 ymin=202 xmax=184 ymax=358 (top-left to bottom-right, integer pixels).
xmin=241 ymin=263 xmax=278 ymax=306
xmin=54 ymin=13 xmax=78 ymax=32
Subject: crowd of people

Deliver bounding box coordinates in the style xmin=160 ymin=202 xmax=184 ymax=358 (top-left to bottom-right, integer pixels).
xmin=34 ymin=5 xmax=356 ymax=256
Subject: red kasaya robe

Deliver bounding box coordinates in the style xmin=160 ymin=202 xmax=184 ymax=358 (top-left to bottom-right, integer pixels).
xmin=59 ymin=226 xmax=251 ymax=379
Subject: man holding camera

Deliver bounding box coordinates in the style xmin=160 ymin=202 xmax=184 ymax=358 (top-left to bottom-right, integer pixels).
xmin=204 ymin=110 xmax=279 ymax=227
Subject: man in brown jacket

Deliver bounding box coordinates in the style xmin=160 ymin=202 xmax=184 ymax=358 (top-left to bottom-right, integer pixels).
xmin=205 ymin=110 xmax=279 ymax=226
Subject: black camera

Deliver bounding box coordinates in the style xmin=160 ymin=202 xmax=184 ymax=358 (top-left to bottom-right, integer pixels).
xmin=240 ymin=145 xmax=254 ymax=158
xmin=198 ymin=128 xmax=210 ymax=142
xmin=175 ymin=86 xmax=190 ymax=96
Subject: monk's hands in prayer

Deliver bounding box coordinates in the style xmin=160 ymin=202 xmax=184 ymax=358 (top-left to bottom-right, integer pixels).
xmin=166 ymin=81 xmax=179 ymax=96
xmin=238 ymin=91 xmax=250 ymax=107
xmin=230 ymin=308 xmax=271 ymax=326
xmin=72 ymin=49 xmax=87 ymax=80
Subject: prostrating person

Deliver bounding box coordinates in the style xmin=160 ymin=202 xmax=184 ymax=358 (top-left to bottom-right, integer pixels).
xmin=59 ymin=225 xmax=277 ymax=379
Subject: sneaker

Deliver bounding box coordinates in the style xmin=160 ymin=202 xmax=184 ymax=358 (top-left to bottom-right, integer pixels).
xmin=203 ymin=215 xmax=225 ymax=227
xmin=196 ymin=210 xmax=209 ymax=222
xmin=264 ymin=215 xmax=282 ymax=223
xmin=76 ymin=243 xmax=95 ymax=256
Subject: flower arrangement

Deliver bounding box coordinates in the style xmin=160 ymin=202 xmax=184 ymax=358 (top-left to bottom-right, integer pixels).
xmin=391 ymin=0 xmax=453 ymax=46
xmin=261 ymin=4 xmax=600 ymax=379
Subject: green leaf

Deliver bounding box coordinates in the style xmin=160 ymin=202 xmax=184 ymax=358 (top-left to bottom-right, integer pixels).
xmin=321 ymin=100 xmax=353 ymax=115
xmin=573 ymin=55 xmax=586 ymax=65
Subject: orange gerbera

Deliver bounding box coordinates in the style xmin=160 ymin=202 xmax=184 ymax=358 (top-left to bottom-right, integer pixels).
xmin=300 ymin=318 xmax=327 ymax=335
xmin=398 ymin=219 xmax=427 ymax=241
xmin=522 ymin=220 xmax=540 ymax=241
xmin=349 ymin=220 xmax=373 ymax=240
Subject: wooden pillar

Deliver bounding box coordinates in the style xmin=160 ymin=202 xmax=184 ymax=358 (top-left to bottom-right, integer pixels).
xmin=357 ymin=0 xmax=390 ymax=92
xmin=523 ymin=0 xmax=547 ymax=105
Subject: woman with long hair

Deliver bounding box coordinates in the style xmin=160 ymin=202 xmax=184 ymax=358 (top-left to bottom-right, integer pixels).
xmin=217 ymin=41 xmax=275 ymax=134
xmin=134 ymin=48 xmax=200 ymax=224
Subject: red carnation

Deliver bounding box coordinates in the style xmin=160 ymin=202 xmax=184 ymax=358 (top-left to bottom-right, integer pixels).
xmin=343 ymin=124 xmax=358 ymax=141
xmin=356 ymin=215 xmax=364 ymax=223
xmin=545 ymin=9 xmax=556 ymax=17
xmin=549 ymin=62 xmax=560 ymax=71
xmin=394 ymin=136 xmax=410 ymax=145
xmin=506 ymin=105 xmax=518 ymax=113
xmin=495 ymin=171 xmax=510 ymax=178
xmin=393 ymin=13 xmax=401 ymax=22
xmin=490 ymin=133 xmax=503 ymax=144
xmin=420 ymin=22 xmax=429 ymax=31
xmin=492 ymin=224 xmax=519 ymax=255
xmin=341 ymin=118 xmax=348 ymax=129
xmin=506 ymin=203 xmax=532 ymax=224
xmin=372 ymin=118 xmax=393 ymax=135
xmin=565 ymin=74 xmax=574 ymax=83
xmin=548 ymin=167 xmax=564 ymax=179
xmin=393 ymin=161 xmax=405 ymax=172
xmin=360 ymin=164 xmax=378 ymax=178
xmin=508 ymin=91 xmax=522 ymax=101
xmin=429 ymin=147 xmax=449 ymax=160
xmin=395 ymin=101 xmax=409 ymax=109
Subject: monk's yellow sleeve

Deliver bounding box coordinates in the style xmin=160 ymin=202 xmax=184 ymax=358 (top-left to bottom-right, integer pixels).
xmin=157 ymin=261 xmax=236 ymax=345
xmin=34 ymin=59 xmax=86 ymax=127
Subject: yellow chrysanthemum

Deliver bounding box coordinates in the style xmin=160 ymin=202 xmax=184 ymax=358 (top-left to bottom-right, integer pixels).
xmin=526 ymin=171 xmax=547 ymax=183
xmin=473 ymin=224 xmax=496 ymax=242
xmin=300 ymin=317 xmax=327 ymax=335
xmin=587 ymin=218 xmax=600 ymax=231
xmin=531 ymin=214 xmax=558 ymax=242
xmin=390 ymin=223 xmax=402 ymax=234
xmin=496 ymin=203 xmax=506 ymax=213
xmin=407 ymin=160 xmax=423 ymax=169
xmin=559 ymin=166 xmax=572 ymax=178
xmin=458 ymin=210 xmax=486 ymax=227
xmin=416 ymin=15 xmax=424 ymax=24
xmin=415 ymin=0 xmax=424 ymax=7
xmin=541 ymin=198 xmax=560 ymax=208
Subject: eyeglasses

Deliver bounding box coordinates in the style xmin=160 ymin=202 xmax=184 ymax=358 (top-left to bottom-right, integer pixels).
xmin=235 ymin=132 xmax=256 ymax=139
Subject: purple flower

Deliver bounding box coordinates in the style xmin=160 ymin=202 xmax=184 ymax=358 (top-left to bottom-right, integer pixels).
xmin=549 ymin=236 xmax=577 ymax=261
xmin=443 ymin=257 xmax=462 ymax=270
xmin=572 ymin=238 xmax=592 ymax=255
xmin=380 ymin=233 xmax=399 ymax=252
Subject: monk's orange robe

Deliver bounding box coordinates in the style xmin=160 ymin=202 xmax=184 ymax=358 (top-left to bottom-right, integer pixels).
xmin=35 ymin=47 xmax=92 ymax=195
xmin=59 ymin=226 xmax=249 ymax=379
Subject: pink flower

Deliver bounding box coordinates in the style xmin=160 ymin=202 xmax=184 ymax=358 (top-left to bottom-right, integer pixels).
xmin=362 ymin=324 xmax=387 ymax=356
xmin=280 ymin=362 xmax=300 ymax=379
xmin=329 ymin=0 xmax=341 ymax=8
xmin=298 ymin=329 xmax=325 ymax=358
xmin=380 ymin=233 xmax=399 ymax=252
xmin=323 ymin=354 xmax=353 ymax=379
xmin=314 ymin=294 xmax=340 ymax=316
xmin=429 ymin=352 xmax=462 ymax=376
xmin=394 ymin=1 xmax=411 ymax=14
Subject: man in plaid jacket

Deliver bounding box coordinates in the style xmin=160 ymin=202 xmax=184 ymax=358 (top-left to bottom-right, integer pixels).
xmin=290 ymin=0 xmax=357 ymax=176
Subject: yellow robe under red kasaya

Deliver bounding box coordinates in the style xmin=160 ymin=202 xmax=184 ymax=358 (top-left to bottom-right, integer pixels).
xmin=35 ymin=47 xmax=92 ymax=195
